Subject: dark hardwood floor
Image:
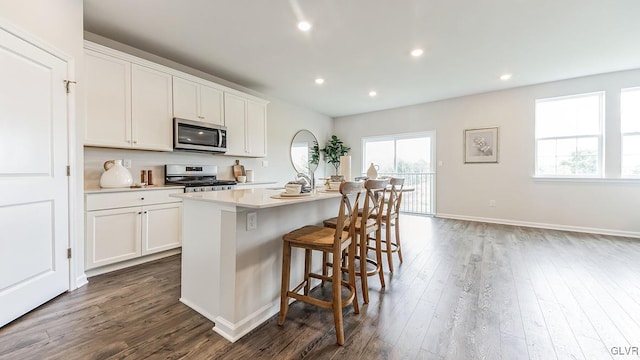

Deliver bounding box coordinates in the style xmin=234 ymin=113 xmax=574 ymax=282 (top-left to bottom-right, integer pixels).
xmin=2 ymin=216 xmax=640 ymax=359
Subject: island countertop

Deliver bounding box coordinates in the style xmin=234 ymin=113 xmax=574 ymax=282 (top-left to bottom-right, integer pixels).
xmin=171 ymin=188 xmax=342 ymax=209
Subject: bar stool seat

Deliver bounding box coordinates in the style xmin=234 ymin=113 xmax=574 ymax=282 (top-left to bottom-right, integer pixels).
xmin=278 ymin=181 xmax=363 ymax=346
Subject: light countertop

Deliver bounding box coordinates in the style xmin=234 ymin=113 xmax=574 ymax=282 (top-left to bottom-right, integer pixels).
xmin=235 ymin=181 xmax=278 ymax=186
xmin=171 ymin=188 xmax=342 ymax=209
xmin=84 ymin=184 xmax=185 ymax=194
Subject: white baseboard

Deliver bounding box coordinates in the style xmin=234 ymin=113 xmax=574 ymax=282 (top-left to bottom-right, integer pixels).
xmin=85 ymin=248 xmax=182 ymax=277
xmin=436 ymin=213 xmax=640 ymax=239
xmin=74 ymin=274 xmax=88 ymax=289
xmin=212 ymin=301 xmax=280 ymax=343
xmin=179 ymin=297 xmax=217 ymax=322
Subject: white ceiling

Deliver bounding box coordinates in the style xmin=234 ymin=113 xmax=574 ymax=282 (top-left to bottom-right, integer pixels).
xmin=83 ymin=0 xmax=640 ymax=118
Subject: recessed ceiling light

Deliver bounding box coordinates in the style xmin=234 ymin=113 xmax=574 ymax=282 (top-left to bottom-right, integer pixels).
xmin=500 ymin=74 xmax=512 ymax=81
xmin=297 ymin=21 xmax=312 ymax=32
xmin=315 ymin=78 xmax=325 ymax=85
xmin=369 ymin=91 xmax=377 ymax=97
xmin=410 ymin=48 xmax=424 ymax=57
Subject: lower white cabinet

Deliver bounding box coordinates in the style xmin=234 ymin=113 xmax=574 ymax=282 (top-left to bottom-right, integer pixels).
xmin=85 ymin=188 xmax=182 ymax=270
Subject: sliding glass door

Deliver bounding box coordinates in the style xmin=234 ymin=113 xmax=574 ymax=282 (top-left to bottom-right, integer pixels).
xmin=362 ymin=132 xmax=435 ymax=215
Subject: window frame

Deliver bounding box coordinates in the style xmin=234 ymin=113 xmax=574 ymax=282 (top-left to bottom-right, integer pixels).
xmin=361 ymin=131 xmax=436 ymax=174
xmin=534 ymin=91 xmax=605 ymax=178
xmin=621 ymin=86 xmax=640 ymax=178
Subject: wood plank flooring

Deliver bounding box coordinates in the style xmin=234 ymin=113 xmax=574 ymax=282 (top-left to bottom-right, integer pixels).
xmin=2 ymin=217 xmax=640 ymax=359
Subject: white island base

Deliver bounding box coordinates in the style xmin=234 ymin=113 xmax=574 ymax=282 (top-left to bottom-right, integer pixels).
xmin=173 ymin=188 xmax=342 ymax=342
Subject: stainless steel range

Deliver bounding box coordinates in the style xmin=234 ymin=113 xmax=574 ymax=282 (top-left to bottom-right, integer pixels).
xmin=165 ymin=164 xmax=236 ymax=193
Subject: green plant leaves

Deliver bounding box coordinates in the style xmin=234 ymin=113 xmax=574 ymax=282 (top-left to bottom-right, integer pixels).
xmin=320 ymin=135 xmax=351 ymax=174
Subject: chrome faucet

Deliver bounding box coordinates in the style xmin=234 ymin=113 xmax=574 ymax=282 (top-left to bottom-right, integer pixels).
xmin=296 ymin=172 xmax=315 ymax=191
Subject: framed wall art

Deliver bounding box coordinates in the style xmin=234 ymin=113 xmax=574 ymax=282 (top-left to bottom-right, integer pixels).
xmin=464 ymin=127 xmax=499 ymax=163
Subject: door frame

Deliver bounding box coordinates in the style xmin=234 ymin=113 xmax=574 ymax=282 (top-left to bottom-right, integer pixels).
xmin=0 ymin=18 xmax=83 ymax=291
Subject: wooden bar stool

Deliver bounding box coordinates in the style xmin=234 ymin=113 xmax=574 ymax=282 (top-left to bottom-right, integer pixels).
xmin=323 ymin=179 xmax=388 ymax=304
xmin=380 ymin=177 xmax=404 ymax=272
xmin=278 ymin=181 xmax=362 ymax=345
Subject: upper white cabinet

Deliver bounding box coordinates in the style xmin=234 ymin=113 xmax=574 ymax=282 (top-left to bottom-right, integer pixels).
xmin=224 ymin=92 xmax=268 ymax=157
xmin=84 ymin=47 xmax=173 ymax=151
xmin=173 ymin=76 xmax=224 ymax=125
xmin=85 ymin=50 xmax=131 ymax=148
xmin=131 ymin=64 xmax=173 ymax=150
xmin=84 ymin=41 xmax=268 ymax=155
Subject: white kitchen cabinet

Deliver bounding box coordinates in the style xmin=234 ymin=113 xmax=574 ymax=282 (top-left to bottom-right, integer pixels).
xmin=86 ymin=207 xmax=141 ymax=269
xmin=85 ymin=188 xmax=183 ymax=271
xmin=173 ymin=76 xmax=224 ymax=125
xmin=224 ymin=92 xmax=268 ymax=157
xmin=85 ymin=50 xmax=131 ymax=148
xmin=84 ymin=48 xmax=173 ymax=151
xmin=131 ymin=64 xmax=173 ymax=151
xmin=142 ymin=203 xmax=182 ymax=255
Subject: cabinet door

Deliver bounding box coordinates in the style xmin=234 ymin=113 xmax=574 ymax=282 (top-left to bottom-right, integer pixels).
xmin=247 ymin=100 xmax=267 ymax=157
xmin=172 ymin=76 xmax=199 ymax=121
xmin=142 ymin=203 xmax=182 ymax=255
xmin=84 ymin=50 xmax=131 ymax=147
xmin=86 ymin=207 xmax=141 ymax=269
xmin=224 ymin=93 xmax=248 ymax=155
xmin=199 ymin=85 xmax=224 ymax=125
xmin=131 ymin=64 xmax=173 ymax=151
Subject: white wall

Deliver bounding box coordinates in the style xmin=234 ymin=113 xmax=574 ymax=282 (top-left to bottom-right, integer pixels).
xmin=335 ymin=69 xmax=640 ymax=237
xmin=83 ymin=33 xmax=333 ymax=188
xmin=0 ymin=0 xmax=86 ymax=287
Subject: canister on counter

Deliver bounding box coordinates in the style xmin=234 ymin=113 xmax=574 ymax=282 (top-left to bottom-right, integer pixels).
xmin=141 ymin=170 xmax=147 ymax=184
xmin=147 ymin=170 xmax=154 ymax=185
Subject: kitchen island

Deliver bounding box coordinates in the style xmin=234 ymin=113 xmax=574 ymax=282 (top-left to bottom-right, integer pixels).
xmin=171 ymin=188 xmax=343 ymax=342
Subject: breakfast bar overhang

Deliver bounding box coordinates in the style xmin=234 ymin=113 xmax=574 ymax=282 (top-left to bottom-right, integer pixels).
xmin=171 ymin=188 xmax=343 ymax=342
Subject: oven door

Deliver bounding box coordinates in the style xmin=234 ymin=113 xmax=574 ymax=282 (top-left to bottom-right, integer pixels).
xmin=174 ymin=118 xmax=228 ymax=153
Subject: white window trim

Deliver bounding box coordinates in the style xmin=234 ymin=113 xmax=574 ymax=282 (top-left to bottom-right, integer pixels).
xmin=621 ymin=87 xmax=640 ymax=178
xmin=534 ymin=91 xmax=605 ymax=178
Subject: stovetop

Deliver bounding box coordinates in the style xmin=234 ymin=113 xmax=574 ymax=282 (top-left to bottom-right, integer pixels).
xmin=165 ymin=178 xmax=237 ymax=187
xmin=164 ymin=164 xmax=236 ymax=188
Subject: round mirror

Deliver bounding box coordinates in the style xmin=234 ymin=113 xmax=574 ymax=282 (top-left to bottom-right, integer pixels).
xmin=290 ymin=129 xmax=319 ymax=175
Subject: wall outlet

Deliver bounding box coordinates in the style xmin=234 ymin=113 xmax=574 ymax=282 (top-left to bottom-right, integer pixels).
xmin=489 ymin=200 xmax=496 ymax=207
xmin=261 ymin=160 xmax=269 ymax=167
xmin=247 ymin=212 xmax=257 ymax=230
xmin=123 ymin=159 xmax=132 ymax=168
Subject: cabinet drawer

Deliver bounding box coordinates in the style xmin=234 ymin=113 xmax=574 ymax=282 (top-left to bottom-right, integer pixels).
xmin=86 ymin=189 xmax=183 ymax=211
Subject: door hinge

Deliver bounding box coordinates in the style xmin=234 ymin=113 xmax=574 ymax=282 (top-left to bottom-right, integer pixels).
xmin=66 ymin=165 xmax=71 ymax=176
xmin=63 ymin=80 xmax=77 ymax=94
xmin=67 ymin=248 xmax=72 ymax=259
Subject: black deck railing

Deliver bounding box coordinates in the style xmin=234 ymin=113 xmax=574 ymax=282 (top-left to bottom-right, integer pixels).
xmin=377 ymin=172 xmax=435 ymax=215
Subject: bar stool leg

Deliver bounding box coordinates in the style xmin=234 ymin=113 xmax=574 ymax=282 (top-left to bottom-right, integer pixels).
xmin=304 ymin=249 xmax=312 ymax=295
xmin=386 ymin=221 xmax=394 ymax=273
xmin=374 ymin=228 xmax=385 ymax=288
xmin=278 ymin=242 xmax=292 ymax=325
xmin=332 ymin=248 xmax=345 ymax=345
xmin=359 ymin=233 xmax=369 ymax=304
xmin=395 ymin=217 xmax=403 ymax=264
xmin=321 ymin=252 xmax=328 ymax=287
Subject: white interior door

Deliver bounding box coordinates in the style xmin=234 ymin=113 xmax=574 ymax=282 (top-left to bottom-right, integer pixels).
xmin=0 ymin=26 xmax=70 ymax=327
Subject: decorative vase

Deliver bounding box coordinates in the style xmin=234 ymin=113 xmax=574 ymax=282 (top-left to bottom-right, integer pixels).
xmin=100 ymin=160 xmax=133 ymax=188
xmin=366 ymin=163 xmax=379 ymax=179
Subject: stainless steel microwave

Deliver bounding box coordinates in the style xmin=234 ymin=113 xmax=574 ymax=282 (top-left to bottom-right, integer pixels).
xmin=173 ymin=118 xmax=228 ymax=153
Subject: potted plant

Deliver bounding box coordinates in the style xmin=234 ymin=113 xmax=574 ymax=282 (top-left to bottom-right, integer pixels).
xmin=320 ymin=135 xmax=351 ymax=175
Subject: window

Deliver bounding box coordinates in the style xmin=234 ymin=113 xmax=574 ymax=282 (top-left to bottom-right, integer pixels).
xmin=535 ymin=92 xmax=604 ymax=176
xmin=621 ymin=87 xmax=640 ymax=177
xmin=362 ymin=132 xmax=435 ymax=215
